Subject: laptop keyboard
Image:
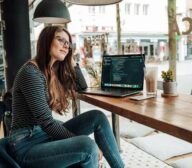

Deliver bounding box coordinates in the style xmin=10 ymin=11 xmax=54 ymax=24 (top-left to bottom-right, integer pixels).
xmin=102 ymin=88 xmax=138 ymax=94
xmin=80 ymin=87 xmax=141 ymax=97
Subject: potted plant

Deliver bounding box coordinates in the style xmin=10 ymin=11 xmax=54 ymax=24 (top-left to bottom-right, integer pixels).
xmin=161 ymin=69 xmax=177 ymax=95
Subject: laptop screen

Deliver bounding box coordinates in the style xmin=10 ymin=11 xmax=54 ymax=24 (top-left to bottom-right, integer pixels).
xmin=101 ymin=54 xmax=145 ymax=89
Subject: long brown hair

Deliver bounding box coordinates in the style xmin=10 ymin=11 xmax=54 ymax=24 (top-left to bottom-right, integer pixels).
xmin=35 ymin=26 xmax=76 ymax=115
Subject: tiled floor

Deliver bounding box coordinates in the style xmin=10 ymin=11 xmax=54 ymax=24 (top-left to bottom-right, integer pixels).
xmin=100 ymin=138 xmax=172 ymax=168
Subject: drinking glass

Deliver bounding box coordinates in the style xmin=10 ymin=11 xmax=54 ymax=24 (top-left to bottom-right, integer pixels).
xmin=144 ymin=66 xmax=158 ymax=95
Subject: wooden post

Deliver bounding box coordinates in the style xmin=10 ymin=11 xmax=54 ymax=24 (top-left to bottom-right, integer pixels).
xmin=116 ymin=3 xmax=121 ymax=54
xmin=168 ymin=0 xmax=177 ymax=80
xmin=113 ymin=3 xmax=121 ymax=151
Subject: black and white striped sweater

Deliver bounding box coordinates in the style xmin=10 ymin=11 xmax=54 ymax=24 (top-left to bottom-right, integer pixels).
xmin=11 ymin=62 xmax=87 ymax=139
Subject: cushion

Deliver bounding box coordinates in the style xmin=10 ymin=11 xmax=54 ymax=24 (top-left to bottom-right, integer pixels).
xmin=120 ymin=121 xmax=155 ymax=138
xmin=130 ymin=133 xmax=192 ymax=160
xmin=169 ymin=157 xmax=192 ymax=168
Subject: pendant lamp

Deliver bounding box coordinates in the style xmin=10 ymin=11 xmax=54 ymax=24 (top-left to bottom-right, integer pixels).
xmin=64 ymin=0 xmax=122 ymax=6
xmin=33 ymin=0 xmax=71 ymax=24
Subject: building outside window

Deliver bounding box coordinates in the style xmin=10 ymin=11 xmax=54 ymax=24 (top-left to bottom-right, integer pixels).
xmin=189 ymin=9 xmax=192 ymax=17
xmin=88 ymin=6 xmax=96 ymax=14
xmin=99 ymin=6 xmax=105 ymax=14
xmin=134 ymin=3 xmax=140 ymax=15
xmin=143 ymin=4 xmax=149 ymax=15
xmin=187 ymin=35 xmax=192 ymax=59
xmin=125 ymin=3 xmax=131 ymax=15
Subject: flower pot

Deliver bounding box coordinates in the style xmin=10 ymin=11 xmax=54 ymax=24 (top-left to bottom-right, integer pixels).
xmin=163 ymin=81 xmax=177 ymax=94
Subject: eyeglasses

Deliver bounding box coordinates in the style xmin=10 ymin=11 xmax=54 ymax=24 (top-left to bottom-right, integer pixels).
xmin=55 ymin=36 xmax=72 ymax=49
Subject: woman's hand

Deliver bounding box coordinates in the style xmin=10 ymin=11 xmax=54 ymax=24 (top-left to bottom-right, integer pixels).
xmin=71 ymin=57 xmax=77 ymax=68
xmin=98 ymin=148 xmax=103 ymax=161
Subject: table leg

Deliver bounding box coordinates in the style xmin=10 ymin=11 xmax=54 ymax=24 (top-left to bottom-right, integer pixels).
xmin=72 ymin=99 xmax=81 ymax=117
xmin=112 ymin=113 xmax=121 ymax=152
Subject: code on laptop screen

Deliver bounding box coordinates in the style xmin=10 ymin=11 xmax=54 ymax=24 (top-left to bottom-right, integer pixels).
xmin=101 ymin=55 xmax=145 ymax=89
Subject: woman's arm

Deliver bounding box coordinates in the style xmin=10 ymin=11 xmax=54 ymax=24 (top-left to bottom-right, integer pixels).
xmin=74 ymin=63 xmax=88 ymax=91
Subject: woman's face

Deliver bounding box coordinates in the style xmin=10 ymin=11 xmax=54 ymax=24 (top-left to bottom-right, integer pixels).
xmin=50 ymin=30 xmax=71 ymax=66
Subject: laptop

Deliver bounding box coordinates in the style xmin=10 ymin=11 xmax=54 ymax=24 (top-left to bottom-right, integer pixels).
xmin=80 ymin=54 xmax=145 ymax=97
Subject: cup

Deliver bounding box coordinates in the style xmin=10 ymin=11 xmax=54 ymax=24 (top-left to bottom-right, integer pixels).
xmin=144 ymin=66 xmax=158 ymax=95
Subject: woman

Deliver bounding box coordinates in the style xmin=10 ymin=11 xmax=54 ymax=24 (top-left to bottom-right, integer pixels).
xmin=8 ymin=26 xmax=124 ymax=168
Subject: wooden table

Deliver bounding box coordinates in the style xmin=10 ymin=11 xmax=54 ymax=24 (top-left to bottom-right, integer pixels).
xmin=76 ymin=91 xmax=192 ymax=145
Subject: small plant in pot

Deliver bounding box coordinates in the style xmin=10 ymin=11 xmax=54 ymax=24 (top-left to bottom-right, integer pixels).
xmin=161 ymin=69 xmax=177 ymax=95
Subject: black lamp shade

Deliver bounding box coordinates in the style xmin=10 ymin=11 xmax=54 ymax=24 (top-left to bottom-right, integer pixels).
xmin=33 ymin=0 xmax=71 ymax=24
xmin=64 ymin=0 xmax=122 ymax=6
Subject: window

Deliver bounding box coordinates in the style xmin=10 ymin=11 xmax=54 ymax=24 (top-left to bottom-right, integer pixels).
xmin=125 ymin=3 xmax=131 ymax=15
xmin=143 ymin=4 xmax=149 ymax=15
xmin=189 ymin=9 xmax=192 ymax=17
xmin=134 ymin=4 xmax=140 ymax=15
xmin=88 ymin=6 xmax=96 ymax=14
xmin=99 ymin=6 xmax=105 ymax=14
xmin=150 ymin=44 xmax=154 ymax=56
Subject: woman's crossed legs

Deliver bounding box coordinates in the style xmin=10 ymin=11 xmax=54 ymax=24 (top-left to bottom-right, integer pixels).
xmin=21 ymin=110 xmax=124 ymax=168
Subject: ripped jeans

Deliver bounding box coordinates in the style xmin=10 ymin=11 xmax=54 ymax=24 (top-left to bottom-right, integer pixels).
xmin=8 ymin=110 xmax=124 ymax=168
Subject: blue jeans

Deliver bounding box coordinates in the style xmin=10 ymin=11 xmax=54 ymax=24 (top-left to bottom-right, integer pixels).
xmin=8 ymin=110 xmax=124 ymax=168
